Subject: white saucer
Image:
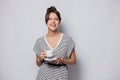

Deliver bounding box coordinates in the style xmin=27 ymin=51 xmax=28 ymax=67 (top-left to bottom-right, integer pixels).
xmin=44 ymin=58 xmax=57 ymax=61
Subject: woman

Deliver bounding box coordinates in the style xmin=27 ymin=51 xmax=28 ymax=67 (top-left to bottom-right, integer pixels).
xmin=33 ymin=6 xmax=76 ymax=80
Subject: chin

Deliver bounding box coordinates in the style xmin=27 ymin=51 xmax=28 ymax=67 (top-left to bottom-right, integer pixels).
xmin=49 ymin=27 xmax=57 ymax=31
xmin=48 ymin=28 xmax=57 ymax=31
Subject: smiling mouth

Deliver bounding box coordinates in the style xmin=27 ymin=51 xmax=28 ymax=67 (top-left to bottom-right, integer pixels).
xmin=50 ymin=24 xmax=56 ymax=27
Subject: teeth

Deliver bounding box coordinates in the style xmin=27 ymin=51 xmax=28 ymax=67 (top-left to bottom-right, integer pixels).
xmin=50 ymin=24 xmax=56 ymax=26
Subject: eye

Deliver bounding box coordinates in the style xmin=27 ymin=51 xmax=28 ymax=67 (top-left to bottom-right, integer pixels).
xmin=48 ymin=17 xmax=59 ymax=21
xmin=55 ymin=18 xmax=59 ymax=20
xmin=48 ymin=18 xmax=52 ymax=20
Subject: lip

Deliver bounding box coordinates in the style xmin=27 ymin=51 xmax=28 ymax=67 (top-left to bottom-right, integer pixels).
xmin=50 ymin=24 xmax=56 ymax=27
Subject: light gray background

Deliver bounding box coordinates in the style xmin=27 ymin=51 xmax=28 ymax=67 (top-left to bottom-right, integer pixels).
xmin=0 ymin=0 xmax=120 ymax=80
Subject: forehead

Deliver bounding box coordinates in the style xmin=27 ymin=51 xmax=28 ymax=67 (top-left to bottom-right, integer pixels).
xmin=49 ymin=12 xmax=58 ymax=18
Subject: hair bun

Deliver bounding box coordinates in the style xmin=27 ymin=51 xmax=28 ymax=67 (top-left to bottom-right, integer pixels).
xmin=47 ymin=6 xmax=57 ymax=12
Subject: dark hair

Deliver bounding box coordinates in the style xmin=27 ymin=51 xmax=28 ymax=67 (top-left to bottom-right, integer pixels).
xmin=45 ymin=6 xmax=61 ymax=24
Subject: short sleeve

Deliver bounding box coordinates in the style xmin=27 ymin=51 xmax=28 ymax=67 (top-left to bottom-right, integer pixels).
xmin=66 ymin=37 xmax=75 ymax=58
xmin=33 ymin=39 xmax=42 ymax=56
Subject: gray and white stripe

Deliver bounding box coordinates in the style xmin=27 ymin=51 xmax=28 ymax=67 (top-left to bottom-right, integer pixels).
xmin=33 ymin=33 xmax=75 ymax=80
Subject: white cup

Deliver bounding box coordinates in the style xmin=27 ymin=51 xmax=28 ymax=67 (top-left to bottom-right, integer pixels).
xmin=45 ymin=50 xmax=53 ymax=58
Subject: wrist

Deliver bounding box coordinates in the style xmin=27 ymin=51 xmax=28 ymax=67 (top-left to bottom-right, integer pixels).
xmin=39 ymin=56 xmax=44 ymax=62
xmin=40 ymin=59 xmax=44 ymax=62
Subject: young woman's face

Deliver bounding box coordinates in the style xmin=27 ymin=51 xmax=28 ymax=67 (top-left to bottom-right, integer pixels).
xmin=47 ymin=12 xmax=60 ymax=32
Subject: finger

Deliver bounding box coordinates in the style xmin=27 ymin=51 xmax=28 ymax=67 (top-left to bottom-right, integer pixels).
xmin=56 ymin=58 xmax=60 ymax=60
xmin=56 ymin=59 xmax=60 ymax=64
xmin=41 ymin=51 xmax=46 ymax=55
xmin=56 ymin=61 xmax=59 ymax=64
xmin=60 ymin=58 xmax=64 ymax=62
xmin=55 ymin=59 xmax=58 ymax=64
xmin=42 ymin=49 xmax=46 ymax=52
xmin=42 ymin=53 xmax=46 ymax=55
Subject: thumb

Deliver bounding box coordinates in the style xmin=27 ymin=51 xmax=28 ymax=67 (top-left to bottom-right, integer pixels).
xmin=41 ymin=49 xmax=45 ymax=52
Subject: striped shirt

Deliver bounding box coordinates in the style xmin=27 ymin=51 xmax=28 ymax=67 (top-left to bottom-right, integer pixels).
xmin=33 ymin=33 xmax=75 ymax=80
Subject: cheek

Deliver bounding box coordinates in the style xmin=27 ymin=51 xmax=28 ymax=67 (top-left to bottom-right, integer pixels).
xmin=46 ymin=21 xmax=50 ymax=25
xmin=56 ymin=21 xmax=60 ymax=25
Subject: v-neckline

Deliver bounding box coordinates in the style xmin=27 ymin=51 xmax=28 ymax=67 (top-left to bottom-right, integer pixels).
xmin=44 ymin=33 xmax=64 ymax=50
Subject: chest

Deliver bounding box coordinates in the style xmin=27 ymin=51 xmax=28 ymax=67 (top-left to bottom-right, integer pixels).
xmin=41 ymin=37 xmax=68 ymax=57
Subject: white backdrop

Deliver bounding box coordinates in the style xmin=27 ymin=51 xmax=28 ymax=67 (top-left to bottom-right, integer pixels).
xmin=0 ymin=0 xmax=120 ymax=80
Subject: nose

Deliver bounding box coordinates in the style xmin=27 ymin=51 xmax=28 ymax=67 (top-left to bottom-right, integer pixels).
xmin=51 ymin=19 xmax=55 ymax=23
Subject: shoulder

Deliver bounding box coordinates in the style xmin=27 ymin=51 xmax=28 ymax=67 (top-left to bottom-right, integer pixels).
xmin=63 ymin=33 xmax=75 ymax=45
xmin=63 ymin=33 xmax=73 ymax=41
xmin=35 ymin=36 xmax=44 ymax=43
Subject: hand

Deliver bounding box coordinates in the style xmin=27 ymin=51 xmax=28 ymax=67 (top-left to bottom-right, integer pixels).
xmin=56 ymin=58 xmax=64 ymax=64
xmin=39 ymin=50 xmax=46 ymax=60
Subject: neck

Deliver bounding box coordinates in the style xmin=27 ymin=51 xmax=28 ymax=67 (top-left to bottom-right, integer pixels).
xmin=47 ymin=30 xmax=60 ymax=37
